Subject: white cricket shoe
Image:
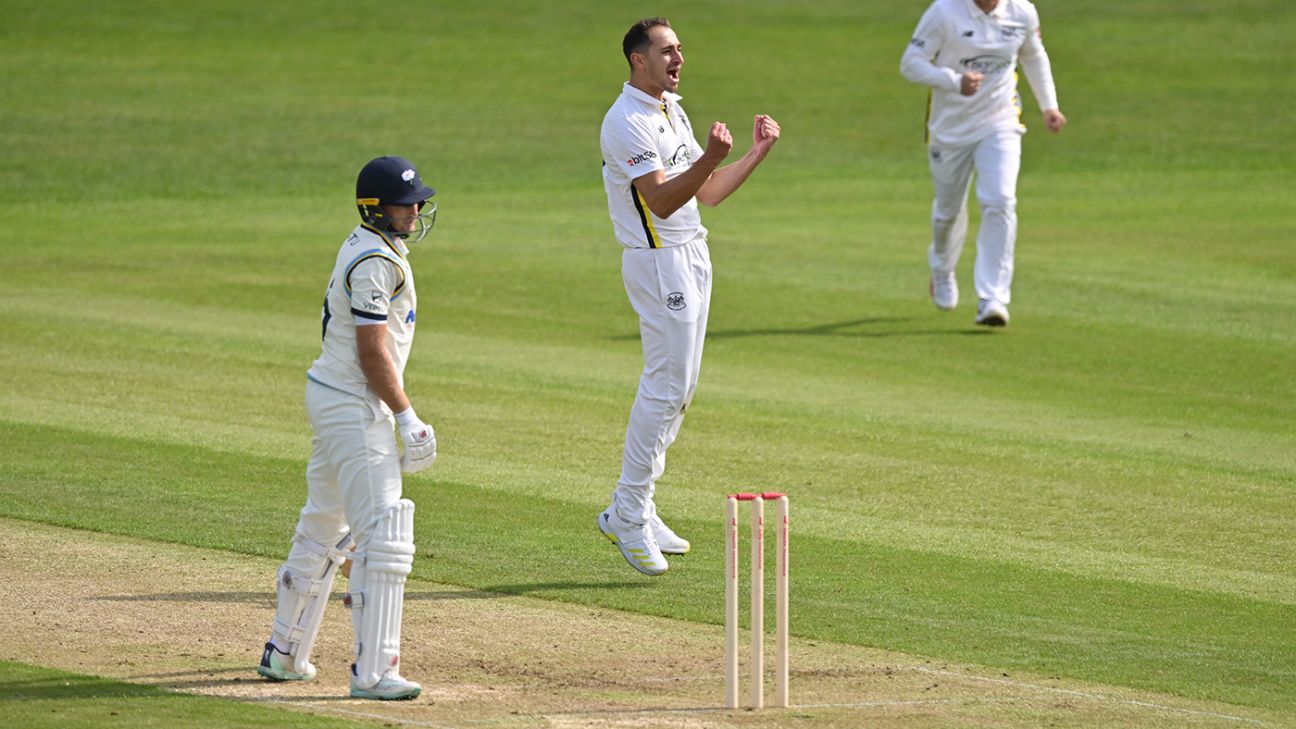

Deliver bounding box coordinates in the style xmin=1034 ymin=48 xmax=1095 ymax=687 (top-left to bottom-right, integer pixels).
xmin=598 ymin=507 xmax=668 ymax=576
xmin=930 ymin=272 xmax=958 ymax=311
xmin=257 ymin=642 xmax=315 ymax=682
xmin=975 ymin=299 xmax=1010 ymax=327
xmin=647 ymin=504 xmax=690 ymax=555
xmin=350 ymin=664 xmax=422 ymax=701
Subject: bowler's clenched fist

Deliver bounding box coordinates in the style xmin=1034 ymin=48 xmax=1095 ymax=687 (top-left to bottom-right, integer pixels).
xmin=752 ymin=114 xmax=781 ymax=155
xmin=704 ymin=121 xmax=733 ymax=161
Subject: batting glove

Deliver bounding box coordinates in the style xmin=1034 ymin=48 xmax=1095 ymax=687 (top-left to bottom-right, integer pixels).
xmin=395 ymin=409 xmax=437 ymax=474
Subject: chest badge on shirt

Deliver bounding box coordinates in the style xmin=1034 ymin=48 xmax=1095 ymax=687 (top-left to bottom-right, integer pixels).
xmin=960 ymin=55 xmax=1012 ymax=76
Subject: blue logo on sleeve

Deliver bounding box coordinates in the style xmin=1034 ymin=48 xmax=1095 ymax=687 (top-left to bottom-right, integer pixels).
xmin=405 ymin=310 xmax=416 ymax=324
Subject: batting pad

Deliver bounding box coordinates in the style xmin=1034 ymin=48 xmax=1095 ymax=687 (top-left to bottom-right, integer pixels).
xmin=272 ymin=532 xmax=354 ymax=674
xmin=349 ymin=499 xmax=416 ymax=688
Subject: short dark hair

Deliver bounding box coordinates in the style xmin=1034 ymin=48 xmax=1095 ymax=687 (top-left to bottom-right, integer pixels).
xmin=622 ymin=17 xmax=671 ymax=69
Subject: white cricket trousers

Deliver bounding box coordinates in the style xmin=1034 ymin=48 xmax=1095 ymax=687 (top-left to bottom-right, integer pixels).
xmin=928 ymin=129 xmax=1022 ymax=306
xmin=613 ymin=235 xmax=712 ymax=524
xmin=286 ymin=380 xmax=405 ymax=576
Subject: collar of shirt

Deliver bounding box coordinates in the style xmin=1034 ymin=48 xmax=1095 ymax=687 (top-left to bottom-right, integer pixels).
xmin=621 ymin=82 xmax=683 ymax=110
xmin=964 ymin=0 xmax=1007 ymax=19
xmin=357 ymin=223 xmax=410 ymax=258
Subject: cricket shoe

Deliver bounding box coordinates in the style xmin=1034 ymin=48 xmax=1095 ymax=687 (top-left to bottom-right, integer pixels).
xmin=647 ymin=504 xmax=690 ymax=555
xmin=930 ymin=272 xmax=958 ymax=310
xmin=598 ymin=507 xmax=668 ymax=576
xmin=975 ymin=299 xmax=1010 ymax=327
xmin=350 ymin=664 xmax=422 ymax=700
xmin=257 ymin=642 xmax=315 ymax=682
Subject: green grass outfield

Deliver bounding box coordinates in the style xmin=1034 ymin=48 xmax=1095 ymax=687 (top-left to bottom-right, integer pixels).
xmin=0 ymin=662 xmax=364 ymax=729
xmin=2 ymin=0 xmax=1294 ymax=724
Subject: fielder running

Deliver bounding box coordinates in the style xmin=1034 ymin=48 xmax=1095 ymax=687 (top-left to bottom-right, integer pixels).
xmin=901 ymin=0 xmax=1066 ymax=326
xmin=598 ymin=17 xmax=781 ymax=575
xmin=257 ymin=156 xmax=438 ymax=700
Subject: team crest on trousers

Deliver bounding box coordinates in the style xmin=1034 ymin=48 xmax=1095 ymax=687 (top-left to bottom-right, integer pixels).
xmin=666 ymin=292 xmax=686 ymax=311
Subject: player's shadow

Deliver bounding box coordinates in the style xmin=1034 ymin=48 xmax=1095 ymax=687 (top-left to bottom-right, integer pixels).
xmin=408 ymin=581 xmax=652 ymax=601
xmin=609 ymin=316 xmax=991 ymax=340
xmin=95 ymin=583 xmax=650 ymax=606
xmin=96 ymin=591 xmax=275 ymax=604
xmin=706 ymin=316 xmax=993 ymax=339
xmin=117 ymin=669 xmax=359 ymax=701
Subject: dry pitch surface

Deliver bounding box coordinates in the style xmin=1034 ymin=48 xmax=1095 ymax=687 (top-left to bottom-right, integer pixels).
xmin=1 ymin=518 xmax=1281 ymax=729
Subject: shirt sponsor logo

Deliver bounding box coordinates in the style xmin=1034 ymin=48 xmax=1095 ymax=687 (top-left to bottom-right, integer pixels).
xmin=959 ymin=54 xmax=1012 ymax=75
xmin=627 ymin=150 xmax=658 ymax=166
xmin=667 ymin=144 xmax=692 ymax=168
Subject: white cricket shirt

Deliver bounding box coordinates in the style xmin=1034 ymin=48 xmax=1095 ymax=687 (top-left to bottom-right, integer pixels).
xmin=601 ymin=82 xmax=707 ymax=249
xmin=306 ymin=224 xmax=417 ymax=404
xmin=900 ymin=0 xmax=1058 ymax=147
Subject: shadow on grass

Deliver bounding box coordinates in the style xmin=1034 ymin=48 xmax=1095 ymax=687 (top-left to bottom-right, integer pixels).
xmin=0 ymin=673 xmax=161 ymax=700
xmin=94 ymin=581 xmax=651 ymax=606
xmin=401 ymin=582 xmax=654 ymax=600
xmin=468 ymin=581 xmax=653 ymax=596
xmin=609 ymin=317 xmax=995 ymax=340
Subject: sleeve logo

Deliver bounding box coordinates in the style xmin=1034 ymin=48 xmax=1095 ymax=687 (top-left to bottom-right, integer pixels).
xmin=626 ymin=150 xmax=658 ymax=166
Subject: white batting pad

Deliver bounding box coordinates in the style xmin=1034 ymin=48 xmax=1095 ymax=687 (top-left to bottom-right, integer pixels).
xmin=271 ymin=532 xmax=353 ymax=674
xmin=348 ymin=499 xmax=416 ymax=688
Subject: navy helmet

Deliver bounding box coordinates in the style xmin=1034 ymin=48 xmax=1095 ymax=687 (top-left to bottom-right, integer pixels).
xmin=355 ymin=156 xmax=437 ymax=241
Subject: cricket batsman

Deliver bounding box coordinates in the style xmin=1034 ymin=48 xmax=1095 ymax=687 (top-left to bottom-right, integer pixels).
xmin=257 ymin=156 xmax=438 ymax=700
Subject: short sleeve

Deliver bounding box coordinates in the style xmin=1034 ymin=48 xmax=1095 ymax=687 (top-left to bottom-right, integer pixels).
xmin=347 ymin=255 xmax=402 ymax=325
xmin=604 ymin=113 xmax=664 ymax=180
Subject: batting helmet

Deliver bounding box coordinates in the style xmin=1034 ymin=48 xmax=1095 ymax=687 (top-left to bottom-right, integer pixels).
xmin=356 ymin=156 xmax=438 ymax=241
